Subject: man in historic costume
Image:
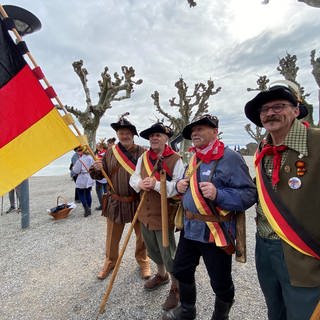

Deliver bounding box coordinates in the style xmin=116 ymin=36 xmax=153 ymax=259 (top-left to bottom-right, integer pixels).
xmin=129 ymin=122 xmax=185 ymax=312
xmin=163 ymin=114 xmax=257 ymax=320
xmin=244 ymin=84 xmax=320 ymax=320
xmin=90 ymin=114 xmax=151 ymax=280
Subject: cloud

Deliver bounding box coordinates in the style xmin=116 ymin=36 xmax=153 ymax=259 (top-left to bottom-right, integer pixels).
xmin=6 ymin=0 xmax=320 ymax=149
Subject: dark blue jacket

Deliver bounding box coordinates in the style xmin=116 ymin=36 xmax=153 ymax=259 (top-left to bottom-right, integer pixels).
xmin=182 ymin=147 xmax=257 ymax=243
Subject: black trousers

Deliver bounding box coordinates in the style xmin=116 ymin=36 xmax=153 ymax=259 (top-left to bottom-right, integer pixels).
xmin=173 ymin=230 xmax=234 ymax=303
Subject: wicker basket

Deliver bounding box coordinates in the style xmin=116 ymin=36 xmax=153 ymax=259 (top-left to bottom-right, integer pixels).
xmin=49 ymin=196 xmax=73 ymax=220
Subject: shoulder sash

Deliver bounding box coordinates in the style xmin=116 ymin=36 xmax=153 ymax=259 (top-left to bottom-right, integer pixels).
xmin=112 ymin=144 xmax=137 ymax=175
xmin=188 ymin=154 xmax=229 ymax=247
xmin=254 ymin=150 xmax=320 ymax=260
xmin=142 ymin=151 xmax=173 ymax=181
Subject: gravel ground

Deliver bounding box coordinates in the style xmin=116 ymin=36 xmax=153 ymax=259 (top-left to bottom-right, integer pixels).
xmin=0 ymin=157 xmax=267 ymax=320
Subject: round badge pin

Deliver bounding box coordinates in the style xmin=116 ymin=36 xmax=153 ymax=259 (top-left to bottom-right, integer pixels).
xmin=288 ymin=177 xmax=301 ymax=190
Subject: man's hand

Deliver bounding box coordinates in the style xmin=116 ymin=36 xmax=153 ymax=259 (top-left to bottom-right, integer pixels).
xmin=93 ymin=159 xmax=103 ymax=171
xmin=138 ymin=177 xmax=156 ymax=191
xmin=177 ymin=178 xmax=190 ymax=194
xmin=199 ymin=182 xmax=217 ymax=200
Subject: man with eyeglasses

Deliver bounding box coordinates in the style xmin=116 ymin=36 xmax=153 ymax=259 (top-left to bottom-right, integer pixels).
xmin=245 ymin=85 xmax=320 ymax=320
xmin=163 ymin=114 xmax=257 ymax=320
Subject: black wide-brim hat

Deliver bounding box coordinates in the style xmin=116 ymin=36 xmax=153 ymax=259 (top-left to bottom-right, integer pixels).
xmin=244 ymin=85 xmax=308 ymax=127
xmin=111 ymin=118 xmax=138 ymax=136
xmin=140 ymin=123 xmax=173 ymax=140
xmin=182 ymin=114 xmax=219 ymax=140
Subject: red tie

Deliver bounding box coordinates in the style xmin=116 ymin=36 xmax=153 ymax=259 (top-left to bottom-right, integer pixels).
xmin=255 ymin=144 xmax=288 ymax=186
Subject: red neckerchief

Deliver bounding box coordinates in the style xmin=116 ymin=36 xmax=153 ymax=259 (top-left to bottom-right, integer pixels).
xmin=148 ymin=144 xmax=175 ymax=160
xmin=301 ymin=121 xmax=310 ymax=128
xmin=189 ymin=139 xmax=225 ymax=164
xmin=255 ymin=144 xmax=288 ymax=186
xmin=97 ymin=149 xmax=107 ymax=159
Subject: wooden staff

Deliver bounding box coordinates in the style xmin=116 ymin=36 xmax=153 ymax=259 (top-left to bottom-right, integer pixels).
xmin=235 ymin=211 xmax=246 ymax=263
xmin=310 ymin=300 xmax=320 ymax=320
xmin=160 ymin=169 xmax=169 ymax=248
xmin=96 ymin=192 xmax=146 ymax=318
xmin=96 ymin=159 xmax=159 ymax=318
xmin=0 ymin=4 xmax=114 ymax=191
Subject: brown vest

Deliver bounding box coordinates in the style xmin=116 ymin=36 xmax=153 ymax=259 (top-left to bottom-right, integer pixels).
xmin=276 ymin=128 xmax=320 ymax=286
xmin=138 ymin=152 xmax=181 ymax=230
xmin=90 ymin=144 xmax=145 ymax=223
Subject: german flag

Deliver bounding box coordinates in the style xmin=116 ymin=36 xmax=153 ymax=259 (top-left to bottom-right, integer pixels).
xmin=0 ymin=18 xmax=79 ymax=196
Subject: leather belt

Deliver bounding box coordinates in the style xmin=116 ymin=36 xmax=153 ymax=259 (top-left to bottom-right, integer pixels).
xmin=185 ymin=210 xmax=232 ymax=223
xmin=110 ymin=193 xmax=137 ymax=203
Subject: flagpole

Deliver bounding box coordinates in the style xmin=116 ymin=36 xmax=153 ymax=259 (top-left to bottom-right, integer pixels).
xmin=0 ymin=4 xmax=114 ymax=189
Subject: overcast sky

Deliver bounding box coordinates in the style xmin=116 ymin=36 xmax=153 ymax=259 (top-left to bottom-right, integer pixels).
xmin=4 ymin=0 xmax=320 ymax=173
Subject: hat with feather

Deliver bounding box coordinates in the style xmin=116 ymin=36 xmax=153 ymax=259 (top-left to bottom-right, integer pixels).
xmin=140 ymin=121 xmax=173 ymax=140
xmin=111 ymin=112 xmax=138 ymax=136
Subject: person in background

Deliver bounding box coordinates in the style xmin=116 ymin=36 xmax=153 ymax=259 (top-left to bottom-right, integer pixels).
xmin=130 ymin=122 xmax=185 ymax=312
xmin=69 ymin=147 xmax=80 ymax=203
xmin=107 ymin=137 xmax=116 ymax=149
xmin=244 ymin=84 xmax=320 ymax=320
xmin=94 ymin=139 xmax=108 ymax=210
xmin=163 ymin=114 xmax=256 ymax=320
xmin=90 ymin=114 xmax=150 ymax=280
xmin=72 ymin=146 xmax=94 ymax=217
xmin=5 ymin=185 xmax=21 ymax=213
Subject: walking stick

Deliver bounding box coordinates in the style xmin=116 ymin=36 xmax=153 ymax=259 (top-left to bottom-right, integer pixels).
xmin=310 ymin=300 xmax=320 ymax=320
xmin=96 ymin=159 xmax=159 ymax=318
xmin=96 ymin=192 xmax=147 ymax=318
xmin=1 ymin=195 xmax=3 ymax=215
xmin=160 ymin=169 xmax=169 ymax=248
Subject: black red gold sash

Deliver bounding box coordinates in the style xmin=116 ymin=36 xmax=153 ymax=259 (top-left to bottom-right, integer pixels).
xmin=188 ymin=154 xmax=229 ymax=247
xmin=142 ymin=151 xmax=172 ymax=181
xmin=112 ymin=144 xmax=136 ymax=175
xmin=254 ymin=151 xmax=320 ymax=260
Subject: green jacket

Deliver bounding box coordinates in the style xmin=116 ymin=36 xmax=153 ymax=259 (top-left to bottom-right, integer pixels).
xmin=276 ymin=127 xmax=320 ymax=287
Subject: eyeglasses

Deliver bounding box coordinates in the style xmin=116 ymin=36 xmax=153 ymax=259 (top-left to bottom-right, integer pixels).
xmin=259 ymin=103 xmax=294 ymax=115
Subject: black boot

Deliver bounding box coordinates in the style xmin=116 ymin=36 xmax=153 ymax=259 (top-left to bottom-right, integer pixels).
xmin=84 ymin=207 xmax=91 ymax=217
xmin=211 ymin=297 xmax=234 ymax=320
xmin=162 ymin=281 xmax=196 ymax=320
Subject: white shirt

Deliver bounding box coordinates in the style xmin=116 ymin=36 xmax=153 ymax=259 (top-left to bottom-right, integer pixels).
xmin=73 ymin=154 xmax=95 ymax=189
xmin=129 ymin=154 xmax=185 ymax=197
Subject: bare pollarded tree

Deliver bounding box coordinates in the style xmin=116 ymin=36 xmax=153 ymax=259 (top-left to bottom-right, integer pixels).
xmin=187 ymin=0 xmax=197 ymax=7
xmin=151 ymin=77 xmax=221 ymax=159
xmin=277 ymin=53 xmax=314 ymax=125
xmin=262 ymin=0 xmax=320 ymax=7
xmin=61 ymin=60 xmax=142 ymax=150
xmin=311 ymin=49 xmax=320 ymax=125
xmin=245 ymin=75 xmax=268 ymax=144
xmin=244 ymin=123 xmax=266 ymax=144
